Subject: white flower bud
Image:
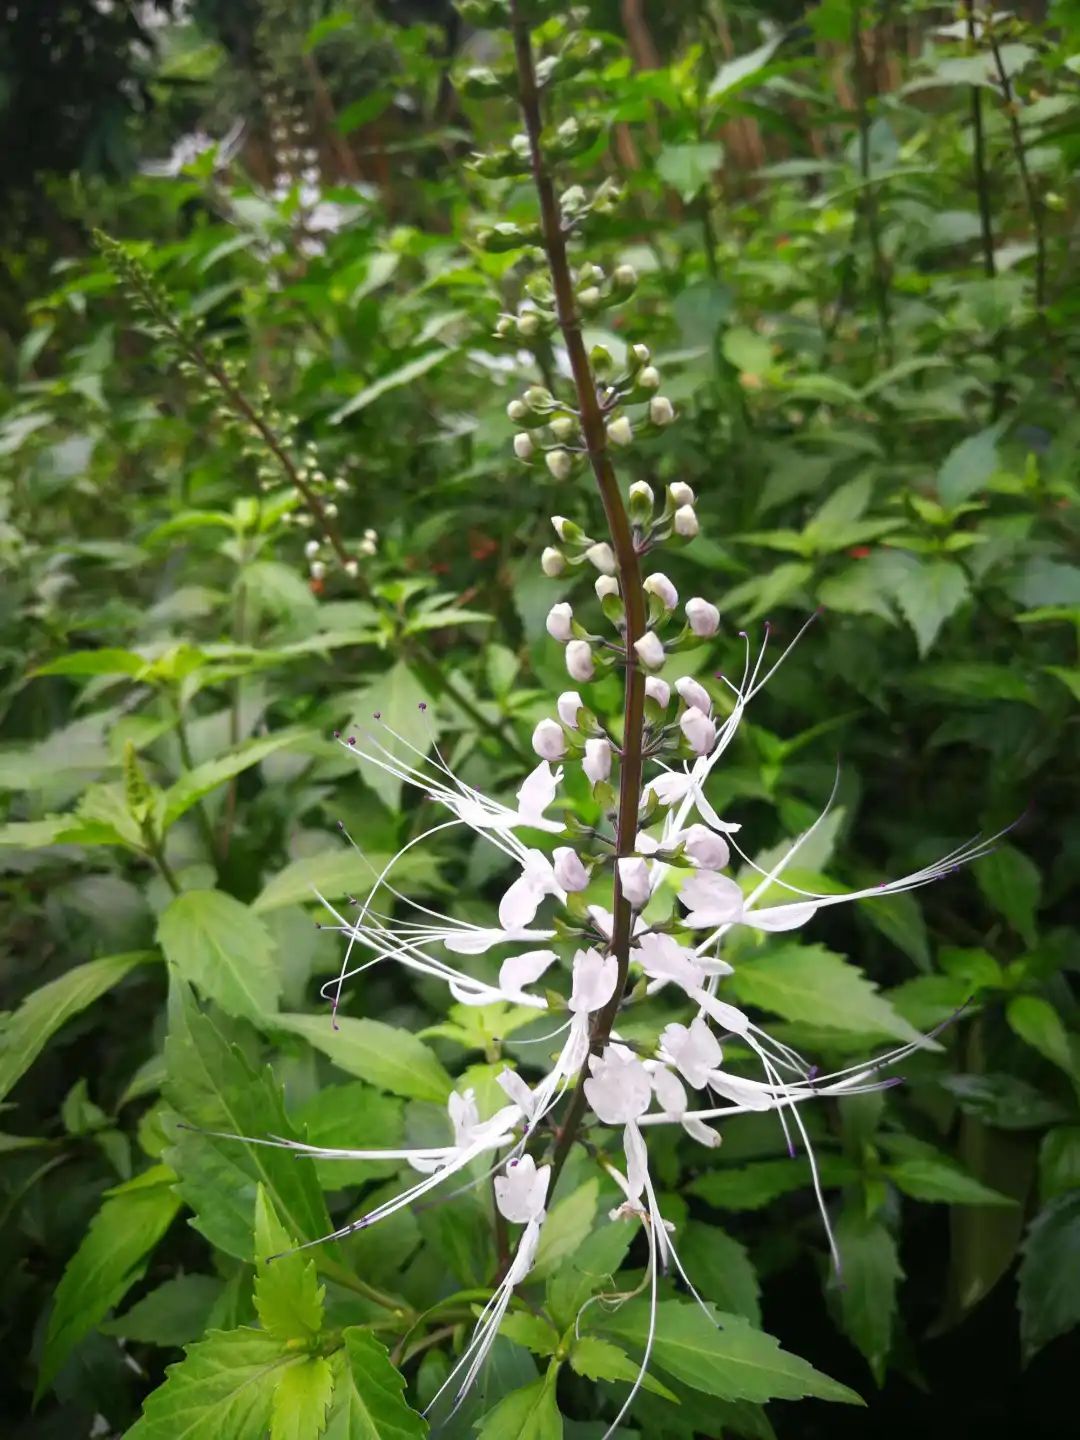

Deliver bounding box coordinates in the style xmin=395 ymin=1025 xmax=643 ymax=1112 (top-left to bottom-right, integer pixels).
xmin=495 ymin=316 xmax=515 ymax=338
xmin=304 ymin=539 xmax=320 ymax=559
xmin=553 ymin=846 xmax=589 ymax=892
xmin=675 ymin=675 xmax=711 ymax=714
xmin=617 ymin=856 xmax=653 ymax=909
xmin=541 ymin=547 xmax=566 ymax=577
xmin=650 ymin=396 xmax=675 ymax=426
xmin=324 ymin=502 xmax=339 ymax=518
xmin=344 ymin=559 xmax=360 ymax=577
xmin=310 ymin=561 xmax=326 ymax=580
xmin=634 ymin=631 xmax=666 ymax=670
xmin=585 ymin=542 xmax=616 ymax=575
xmin=546 ymin=449 xmax=573 ymax=480
xmin=680 ymin=706 xmax=716 ymax=755
xmin=557 ymin=691 xmax=584 ymax=728
xmin=613 ymin=263 xmax=637 ymax=289
xmin=643 ymin=572 xmax=678 ymax=610
xmin=606 ymin=416 xmax=633 ymax=447
xmin=545 ymin=602 xmax=574 ymax=642
xmin=578 ymin=286 xmax=602 ymax=309
xmin=583 ymin=737 xmax=612 ymax=783
xmin=628 ymin=480 xmax=654 ymax=507
xmin=517 ymin=311 xmax=541 ymax=338
xmin=566 ymin=640 xmax=595 ymax=682
xmin=532 ymin=718 xmax=566 ymax=761
xmin=638 ymin=366 xmax=660 ymax=390
xmin=685 ymin=596 xmax=720 ymax=637
xmin=674 ymin=504 xmax=699 ymax=538
xmin=363 ymin=528 xmax=377 ymax=543
xmin=682 ymin=822 xmax=730 ymax=871
xmin=525 ymin=385 xmax=553 ymax=411
xmin=594 ymin=574 xmax=620 ymax=602
xmin=513 ymin=432 xmax=535 ymax=461
xmin=631 ymin=343 xmax=651 ymax=365
xmin=645 ymin=676 xmax=671 ymax=708
xmin=549 ymin=414 xmax=577 ymax=441
xmin=669 ymin=482 xmax=696 ymax=507
xmin=334 ymin=477 xmax=350 ymax=493
xmin=508 ymin=399 xmax=529 ymax=421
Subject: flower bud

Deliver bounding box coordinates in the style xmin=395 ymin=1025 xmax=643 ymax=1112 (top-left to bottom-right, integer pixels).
xmin=613 ymin=263 xmax=637 ymax=289
xmin=645 ymin=676 xmax=671 ymax=708
xmin=551 ymin=515 xmax=586 ymax=544
xmin=594 ymin=574 xmax=620 ymax=602
xmin=557 ymin=691 xmax=584 ymax=728
xmin=680 ymin=707 xmax=716 ymax=755
xmin=585 ymin=541 xmax=616 ymax=575
xmin=541 ymin=546 xmax=566 ymax=577
xmin=649 ymin=396 xmax=675 ymax=426
xmin=674 ymin=504 xmax=699 ymax=538
xmin=513 ymin=432 xmax=535 ymax=461
xmin=668 ymin=481 xmax=695 ymax=507
xmin=638 ymin=366 xmax=660 ymax=390
xmin=549 ymin=414 xmax=577 ymax=442
xmin=553 ymin=846 xmax=589 ymax=892
xmin=532 ymin=718 xmax=566 ymax=761
xmin=566 ymin=640 xmax=595 ymax=682
xmin=634 ymin=631 xmax=666 ymax=670
xmin=517 ymin=310 xmax=541 ymax=337
xmin=546 ymin=449 xmax=573 ymax=481
xmin=606 ymin=416 xmax=633 ymax=447
xmin=617 ymin=856 xmax=652 ymax=908
xmin=682 ymin=823 xmax=730 ymax=871
xmin=508 ymin=399 xmax=529 ymax=422
xmin=685 ymin=596 xmax=720 ymax=637
xmin=344 ymin=558 xmax=360 ymax=577
xmin=525 ymin=385 xmax=554 ymax=412
xmin=310 ymin=560 xmax=326 ymax=580
xmin=495 ymin=316 xmax=515 ymax=338
xmin=546 ymin=602 xmax=574 ymax=642
xmin=583 ymin=737 xmax=612 ymax=783
xmin=631 ymin=343 xmax=651 ymax=365
xmin=578 ymin=286 xmax=602 ymax=309
xmin=628 ymin=480 xmax=654 ymax=507
xmin=675 ymin=675 xmax=711 ymax=714
xmin=304 ymin=539 xmax=320 ymax=559
xmin=643 ymin=572 xmax=678 ymax=611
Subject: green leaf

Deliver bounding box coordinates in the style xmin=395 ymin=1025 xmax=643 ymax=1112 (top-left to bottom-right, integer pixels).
xmin=254 ymin=1186 xmax=325 ymax=1343
xmin=725 ymin=943 xmax=924 ymax=1044
xmin=886 ymin=1157 xmax=1015 ymax=1207
xmin=271 ymin=1355 xmax=335 ymax=1440
xmin=657 ymin=142 xmax=725 ymax=201
xmin=324 ymin=1328 xmax=428 ymax=1439
xmin=498 ymin=1311 xmax=560 ymax=1356
xmin=531 ymin=1177 xmax=600 ymax=1279
xmin=1039 ymin=1127 xmax=1080 ymax=1203
xmin=33 ymin=646 xmax=147 ymax=678
xmin=329 ymin=350 xmax=451 ymax=424
xmin=597 ymin=1300 xmax=862 ymax=1405
xmin=292 ymin=1082 xmax=403 ymax=1188
xmin=942 ymin=1073 xmax=1068 ymax=1130
xmin=345 ymin=661 xmax=436 ymax=810
xmin=0 ymin=950 xmax=153 ymax=1103
xmin=688 ymin=1155 xmax=858 ymax=1211
xmin=164 ymin=983 xmax=332 ymax=1262
xmin=937 ymin=422 xmax=1006 ymax=507
xmin=893 ymin=557 xmax=969 ymax=656
xmin=162 ymin=731 xmax=305 ymax=828
xmin=545 ymin=1216 xmax=635 ymax=1329
xmin=569 ymin=1335 xmax=678 ymax=1401
xmin=858 ymin=891 xmax=930 ymax=970
xmin=679 ymin=1222 xmax=761 ymax=1326
xmin=1007 ymin=996 xmax=1077 ymax=1083
xmin=102 ymin=1274 xmax=224 ymax=1348
xmin=474 ymin=1367 xmax=563 ymax=1440
xmin=158 ymin=890 xmax=280 ymax=1024
xmin=974 ymin=845 xmax=1041 ymax=945
xmin=833 ymin=1210 xmax=902 ymax=1384
xmin=1019 ymin=1193 xmax=1080 ymax=1359
xmin=709 ymin=34 xmax=785 ymax=99
xmin=253 ymin=846 xmax=438 ymax=914
xmin=125 ymin=1327 xmax=299 ymax=1439
xmin=270 ymin=1013 xmax=452 ymax=1102
xmin=38 ymin=1164 xmax=181 ymax=1397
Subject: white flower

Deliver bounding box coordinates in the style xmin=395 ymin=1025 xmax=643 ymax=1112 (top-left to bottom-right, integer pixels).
xmin=557 ymin=690 xmax=584 ymax=728
xmin=569 ymin=947 xmax=618 ymax=1014
xmin=594 ymin=574 xmax=620 ymax=601
xmin=497 ymin=949 xmax=558 ymax=1005
xmin=546 ymin=602 xmax=574 ymax=642
xmin=669 ymin=482 xmax=695 ymax=507
xmin=586 ymin=541 xmax=617 ymax=575
xmin=680 ymin=707 xmax=716 ymax=754
xmin=682 ymin=822 xmax=730 ymax=871
xmin=607 ymin=416 xmax=633 ymax=446
xmin=644 ymin=572 xmax=678 ymax=610
xmin=618 ymin=856 xmax=653 ymax=909
xmin=546 ymin=449 xmax=573 ymax=480
xmin=634 ymin=631 xmax=666 ymax=670
xmin=631 ymin=342 xmax=651 ymax=364
xmin=660 ymin=1018 xmax=723 ymax=1089
xmin=674 ymin=504 xmax=699 ymax=538
xmin=550 ymin=415 xmax=577 ymax=442
xmin=566 ymin=640 xmax=595 ymax=682
xmin=613 ymin=263 xmax=637 ymax=288
xmin=310 ymin=561 xmax=326 ymax=580
xmin=675 ymin=676 xmax=711 ymax=714
xmin=553 ymin=846 xmax=589 ymax=892
xmin=686 ymin=597 xmax=720 ymax=637
xmin=532 ymin=718 xmax=566 ymax=760
xmin=494 ymin=1154 xmax=551 ymax=1224
xmin=638 ymin=366 xmax=660 ymax=390
xmin=541 ymin=547 xmax=566 ymax=577
xmin=498 ymin=849 xmax=562 ymax=931
xmin=507 ymin=399 xmax=528 ymax=421
xmin=585 ymin=1050 xmax=652 ymax=1124
xmin=645 ymin=676 xmax=671 ymax=708
xmin=680 ymin=870 xmax=744 ymax=927
xmin=649 ymin=396 xmax=675 ymax=426
xmin=629 ymin=480 xmax=654 ymax=506
xmin=513 ymin=432 xmax=535 ymax=460
xmin=583 ymin=737 xmax=612 ymax=784
xmin=304 ymin=539 xmax=320 ymax=559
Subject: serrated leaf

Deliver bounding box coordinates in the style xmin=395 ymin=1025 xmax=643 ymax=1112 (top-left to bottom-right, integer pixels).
xmin=330 ymin=350 xmax=451 ymax=424
xmin=271 ymin=1013 xmax=451 ymax=1102
xmin=679 ymin=1222 xmax=761 ymax=1325
xmin=271 ymin=1355 xmax=335 ymax=1440
xmin=893 ymin=558 xmax=969 ymax=656
xmin=343 ymin=662 xmax=436 ymax=810
xmin=688 ymin=1155 xmax=858 ymax=1211
xmin=974 ymin=845 xmax=1041 ymax=945
xmin=657 ymin=142 xmax=725 ymax=201
xmin=569 ymin=1335 xmax=678 ymax=1400
xmin=38 ymin=1165 xmax=181 ymax=1397
xmin=531 ymin=1177 xmax=599 ymax=1279
xmin=937 ymin=422 xmax=1006 ymax=507
xmin=597 ymin=1300 xmax=862 ymax=1404
xmin=1007 ymin=996 xmax=1076 ymax=1083
xmin=0 ymin=950 xmax=153 ymax=1103
xmin=544 ymin=1216 xmax=635 ymax=1329
xmin=1019 ymin=1193 xmax=1080 ymax=1359
xmin=253 ymin=845 xmax=439 ymax=914
xmin=125 ymin=1327 xmax=299 ymax=1439
xmin=292 ymin=1082 xmax=403 ymax=1188
xmin=158 ymin=889 xmax=280 ymax=1024
xmin=886 ymin=1157 xmax=1015 ymax=1206
xmin=725 ymin=943 xmax=924 ymax=1044
xmin=498 ymin=1311 xmax=560 ymax=1356
xmin=162 ymin=731 xmax=305 ymax=828
xmin=474 ymin=1368 xmax=562 ymax=1440
xmin=255 ymin=1186 xmax=325 ymax=1342
xmin=102 ymin=1274 xmax=223 ymax=1347
xmin=833 ymin=1210 xmax=901 ymax=1384
xmin=324 ymin=1328 xmax=428 ymax=1439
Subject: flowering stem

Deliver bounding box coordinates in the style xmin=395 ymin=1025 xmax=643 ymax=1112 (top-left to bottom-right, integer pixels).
xmin=509 ymin=1 xmax=648 ymax=1193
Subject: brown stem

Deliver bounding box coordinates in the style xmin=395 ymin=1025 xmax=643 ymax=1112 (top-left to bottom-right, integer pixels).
xmin=509 ymin=0 xmax=648 ymax=1196
xmin=851 ymin=2 xmax=892 ymax=364
xmin=963 ymin=0 xmax=1007 ymax=419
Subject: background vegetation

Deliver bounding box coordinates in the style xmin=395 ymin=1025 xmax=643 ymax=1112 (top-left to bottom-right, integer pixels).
xmin=1 ymin=1 xmax=1078 ymax=1436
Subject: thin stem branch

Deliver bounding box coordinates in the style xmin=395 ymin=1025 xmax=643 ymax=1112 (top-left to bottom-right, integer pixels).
xmin=851 ymin=1 xmax=892 ymax=364
xmin=963 ymin=0 xmax=1007 ymax=419
xmin=509 ymin=0 xmax=648 ymax=1198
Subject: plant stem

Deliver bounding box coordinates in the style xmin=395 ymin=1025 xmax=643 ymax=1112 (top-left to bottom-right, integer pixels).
xmin=851 ymin=1 xmax=892 ymax=364
xmin=509 ymin=0 xmax=649 ymax=1197
xmin=174 ymin=706 xmax=220 ymax=864
xmin=962 ymin=0 xmax=1007 ymax=419
xmin=982 ymin=11 xmax=1045 ymax=312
